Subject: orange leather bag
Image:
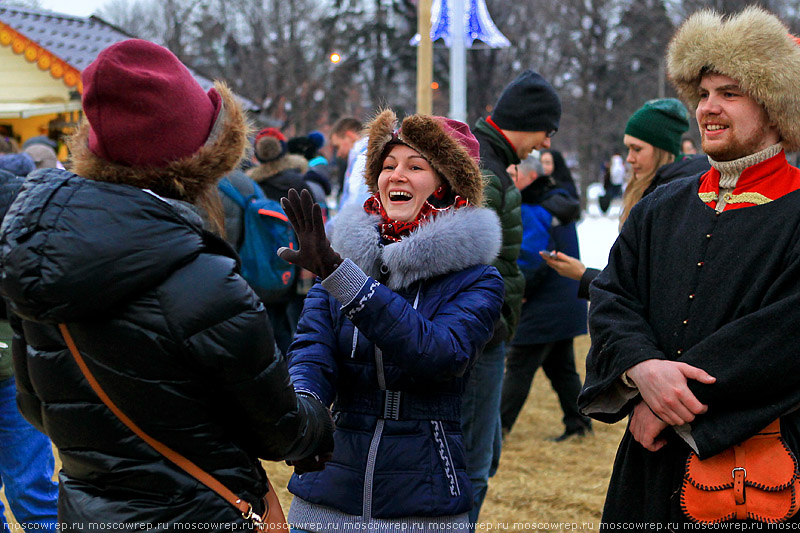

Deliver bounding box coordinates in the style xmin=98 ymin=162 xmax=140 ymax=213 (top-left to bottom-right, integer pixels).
xmin=680 ymin=419 xmax=800 ymax=524
xmin=60 ymin=324 xmax=287 ymax=530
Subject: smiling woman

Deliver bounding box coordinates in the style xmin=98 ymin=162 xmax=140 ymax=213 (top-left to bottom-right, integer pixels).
xmin=276 ymin=109 xmax=506 ymax=532
xmin=378 ymin=144 xmax=442 ymax=223
xmin=618 ymin=98 xmax=688 ymax=227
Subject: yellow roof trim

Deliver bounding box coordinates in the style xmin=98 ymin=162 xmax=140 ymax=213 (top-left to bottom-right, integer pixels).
xmin=0 ymin=100 xmax=82 ymax=119
xmin=0 ymin=20 xmax=83 ymax=94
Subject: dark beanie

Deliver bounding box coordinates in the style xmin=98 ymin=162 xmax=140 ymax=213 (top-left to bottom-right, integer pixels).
xmin=288 ymin=136 xmax=318 ymax=161
xmin=625 ymin=98 xmax=689 ymax=157
xmin=490 ymin=70 xmax=561 ymax=133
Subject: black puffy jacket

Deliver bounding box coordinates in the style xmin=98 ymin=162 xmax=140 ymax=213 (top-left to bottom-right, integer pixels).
xmin=0 ymin=170 xmax=332 ymax=529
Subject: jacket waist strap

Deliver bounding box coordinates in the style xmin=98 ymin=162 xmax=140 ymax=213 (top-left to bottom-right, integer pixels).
xmin=334 ymin=390 xmax=461 ymax=422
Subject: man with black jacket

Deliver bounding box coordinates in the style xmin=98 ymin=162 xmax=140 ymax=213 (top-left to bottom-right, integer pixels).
xmin=462 ymin=70 xmax=561 ymax=526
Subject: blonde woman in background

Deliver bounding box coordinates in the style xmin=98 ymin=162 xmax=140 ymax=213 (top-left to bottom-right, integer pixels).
xmin=542 ymin=98 xmax=712 ymax=298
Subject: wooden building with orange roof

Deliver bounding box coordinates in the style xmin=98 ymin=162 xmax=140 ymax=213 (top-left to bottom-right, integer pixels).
xmin=0 ymin=4 xmax=246 ymax=158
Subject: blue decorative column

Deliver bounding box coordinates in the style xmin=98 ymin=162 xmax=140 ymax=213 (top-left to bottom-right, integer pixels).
xmin=412 ymin=0 xmax=510 ymax=120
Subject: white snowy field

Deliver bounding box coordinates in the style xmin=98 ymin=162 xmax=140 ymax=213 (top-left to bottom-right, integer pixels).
xmin=576 ymin=182 xmax=621 ymax=271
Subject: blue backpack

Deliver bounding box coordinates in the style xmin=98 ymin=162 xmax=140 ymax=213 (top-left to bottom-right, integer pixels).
xmin=218 ymin=177 xmax=297 ymax=302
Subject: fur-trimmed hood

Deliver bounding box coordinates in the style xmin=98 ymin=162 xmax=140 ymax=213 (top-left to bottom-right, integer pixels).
xmin=667 ymin=7 xmax=800 ymax=151
xmin=364 ymin=109 xmax=485 ymax=206
xmin=67 ymin=81 xmax=249 ymax=202
xmin=247 ymin=153 xmax=308 ymax=183
xmin=330 ymin=202 xmax=501 ymax=291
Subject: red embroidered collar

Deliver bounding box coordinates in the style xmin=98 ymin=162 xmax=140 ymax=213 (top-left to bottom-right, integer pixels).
xmin=698 ymin=150 xmax=800 ymax=210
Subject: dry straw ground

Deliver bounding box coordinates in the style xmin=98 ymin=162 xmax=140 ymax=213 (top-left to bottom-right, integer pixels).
xmin=3 ymin=334 xmax=628 ymax=530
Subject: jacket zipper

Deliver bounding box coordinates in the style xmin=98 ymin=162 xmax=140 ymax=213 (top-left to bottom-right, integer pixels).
xmin=362 ymin=344 xmax=387 ymax=519
xmin=361 ymin=285 xmax=422 ymax=519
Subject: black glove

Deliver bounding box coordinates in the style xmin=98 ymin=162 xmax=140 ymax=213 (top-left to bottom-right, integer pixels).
xmin=286 ymin=451 xmax=334 ymax=475
xmin=278 ymin=189 xmax=343 ymax=279
xmin=285 ymin=393 xmax=336 ymax=475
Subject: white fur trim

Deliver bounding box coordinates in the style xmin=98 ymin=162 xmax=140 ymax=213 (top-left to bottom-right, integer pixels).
xmin=330 ymin=203 xmax=501 ymax=291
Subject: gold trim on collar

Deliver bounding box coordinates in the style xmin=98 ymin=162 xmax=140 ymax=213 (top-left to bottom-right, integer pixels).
xmin=697 ymin=191 xmax=773 ymax=205
xmin=726 ymin=192 xmax=773 ymax=205
xmin=698 ymin=192 xmax=718 ymax=203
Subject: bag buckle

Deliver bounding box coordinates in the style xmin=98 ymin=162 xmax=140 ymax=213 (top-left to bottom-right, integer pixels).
xmin=732 ymin=467 xmax=747 ymax=479
xmin=241 ymin=502 xmax=264 ymax=525
xmin=383 ymin=390 xmax=401 ymax=420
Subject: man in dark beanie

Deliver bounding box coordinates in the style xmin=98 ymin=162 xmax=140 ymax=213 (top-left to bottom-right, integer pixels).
xmin=462 ymin=69 xmax=561 ymax=527
xmin=580 ymin=7 xmax=800 ymax=526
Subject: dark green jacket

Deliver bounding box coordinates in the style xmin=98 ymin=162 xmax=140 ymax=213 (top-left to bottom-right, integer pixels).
xmin=474 ymin=118 xmax=524 ymax=344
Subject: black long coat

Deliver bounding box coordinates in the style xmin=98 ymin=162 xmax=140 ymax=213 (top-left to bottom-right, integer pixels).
xmin=580 ymin=172 xmax=800 ymax=524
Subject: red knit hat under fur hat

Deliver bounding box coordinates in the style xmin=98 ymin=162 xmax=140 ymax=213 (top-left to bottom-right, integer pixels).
xmin=253 ymin=127 xmax=288 ymax=163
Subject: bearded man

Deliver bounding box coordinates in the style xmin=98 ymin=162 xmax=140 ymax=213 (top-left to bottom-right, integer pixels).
xmin=579 ymin=7 xmax=800 ymax=525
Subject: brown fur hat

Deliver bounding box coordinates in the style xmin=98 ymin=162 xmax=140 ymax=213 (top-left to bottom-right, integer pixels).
xmin=364 ymin=109 xmax=484 ymax=206
xmin=68 ymin=81 xmax=249 ymax=203
xmin=247 ymin=153 xmax=309 ymax=183
xmin=667 ymin=7 xmax=800 ymax=151
xmin=255 ymin=135 xmax=284 ymax=162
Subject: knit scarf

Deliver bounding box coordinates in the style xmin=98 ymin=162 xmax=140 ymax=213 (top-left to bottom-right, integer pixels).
xmin=363 ymin=184 xmax=469 ymax=243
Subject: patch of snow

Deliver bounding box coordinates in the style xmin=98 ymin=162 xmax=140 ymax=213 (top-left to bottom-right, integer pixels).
xmin=577 ymin=183 xmax=621 ymax=270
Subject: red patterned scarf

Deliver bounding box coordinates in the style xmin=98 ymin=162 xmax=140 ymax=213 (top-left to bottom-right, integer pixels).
xmin=363 ymin=185 xmax=469 ymax=243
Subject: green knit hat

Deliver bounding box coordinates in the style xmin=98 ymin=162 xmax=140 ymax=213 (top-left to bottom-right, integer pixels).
xmin=624 ymin=98 xmax=690 ymax=157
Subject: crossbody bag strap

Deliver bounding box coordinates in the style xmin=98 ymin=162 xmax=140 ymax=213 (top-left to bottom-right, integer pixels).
xmin=58 ymin=323 xmax=264 ymax=524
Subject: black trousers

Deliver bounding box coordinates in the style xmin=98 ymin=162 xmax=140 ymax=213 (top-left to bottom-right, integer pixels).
xmin=500 ymin=338 xmax=591 ymax=433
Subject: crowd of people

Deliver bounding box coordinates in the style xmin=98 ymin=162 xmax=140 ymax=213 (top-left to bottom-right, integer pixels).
xmin=2 ymin=4 xmax=800 ymax=531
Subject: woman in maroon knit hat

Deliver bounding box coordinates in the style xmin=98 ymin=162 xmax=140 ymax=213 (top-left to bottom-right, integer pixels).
xmin=0 ymin=39 xmax=334 ymax=529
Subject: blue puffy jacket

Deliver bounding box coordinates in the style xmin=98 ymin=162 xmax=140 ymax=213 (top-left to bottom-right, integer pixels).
xmin=287 ymin=203 xmax=504 ymax=518
xmin=513 ymin=183 xmax=587 ymax=345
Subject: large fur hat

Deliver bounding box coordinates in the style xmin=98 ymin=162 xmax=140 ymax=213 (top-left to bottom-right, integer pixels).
xmin=364 ymin=109 xmax=484 ymax=206
xmin=68 ymin=40 xmax=249 ymax=202
xmin=667 ymin=7 xmax=800 ymax=151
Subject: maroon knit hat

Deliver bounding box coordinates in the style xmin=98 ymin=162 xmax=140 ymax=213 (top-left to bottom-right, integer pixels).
xmin=434 ymin=117 xmax=480 ymax=163
xmin=81 ymin=39 xmax=222 ymax=167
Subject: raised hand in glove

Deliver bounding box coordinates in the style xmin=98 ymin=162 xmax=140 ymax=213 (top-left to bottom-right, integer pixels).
xmin=278 ymin=188 xmax=343 ymax=279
